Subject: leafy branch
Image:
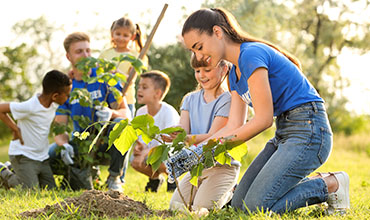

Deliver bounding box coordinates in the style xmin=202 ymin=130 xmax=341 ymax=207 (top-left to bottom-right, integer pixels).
xmin=106 ymin=114 xmax=247 ymax=211
xmin=52 ymin=55 xmax=146 ymax=170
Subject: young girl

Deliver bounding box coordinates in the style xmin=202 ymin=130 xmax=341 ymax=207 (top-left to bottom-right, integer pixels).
xmin=169 ymin=55 xmax=240 ymax=214
xmin=168 ymin=8 xmax=349 ymax=215
xmin=99 ymin=17 xmax=148 ymax=118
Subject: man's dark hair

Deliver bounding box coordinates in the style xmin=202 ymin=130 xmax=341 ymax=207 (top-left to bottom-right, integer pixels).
xmin=42 ymin=70 xmax=71 ymax=94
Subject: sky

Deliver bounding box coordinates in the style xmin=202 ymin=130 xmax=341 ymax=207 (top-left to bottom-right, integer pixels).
xmin=1 ymin=0 xmax=370 ymax=115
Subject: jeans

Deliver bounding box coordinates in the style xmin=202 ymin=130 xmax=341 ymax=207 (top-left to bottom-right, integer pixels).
xmin=127 ymin=104 xmax=136 ymax=119
xmin=231 ymin=101 xmax=333 ymax=214
xmin=49 ymin=118 xmax=129 ymax=179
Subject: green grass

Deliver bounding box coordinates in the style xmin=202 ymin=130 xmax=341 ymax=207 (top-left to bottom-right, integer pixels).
xmin=1 ymin=130 xmax=370 ymax=219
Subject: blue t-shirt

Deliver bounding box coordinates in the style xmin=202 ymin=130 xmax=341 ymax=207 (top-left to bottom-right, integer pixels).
xmin=181 ymin=89 xmax=231 ymax=135
xmin=229 ymin=42 xmax=323 ymax=116
xmin=57 ymin=68 xmax=122 ymax=132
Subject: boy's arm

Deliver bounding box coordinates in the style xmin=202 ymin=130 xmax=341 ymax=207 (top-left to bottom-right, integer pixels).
xmin=0 ymin=103 xmax=24 ymax=144
xmin=54 ymin=115 xmax=70 ymax=146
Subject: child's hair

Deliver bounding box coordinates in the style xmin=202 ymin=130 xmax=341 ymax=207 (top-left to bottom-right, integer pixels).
xmin=190 ymin=53 xmax=231 ymax=96
xmin=182 ymin=8 xmax=301 ymax=70
xmin=63 ymin=32 xmax=90 ymax=53
xmin=42 ymin=70 xmax=71 ymax=95
xmin=140 ymin=70 xmax=171 ymax=100
xmin=110 ymin=17 xmax=144 ymax=52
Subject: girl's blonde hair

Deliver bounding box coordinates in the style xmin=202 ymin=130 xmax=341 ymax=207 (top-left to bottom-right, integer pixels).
xmin=110 ymin=17 xmax=144 ymax=52
xmin=190 ymin=53 xmax=231 ymax=97
xmin=182 ymin=8 xmax=301 ymax=70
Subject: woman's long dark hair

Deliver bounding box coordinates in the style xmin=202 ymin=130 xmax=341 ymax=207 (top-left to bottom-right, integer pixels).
xmin=182 ymin=8 xmax=301 ymax=69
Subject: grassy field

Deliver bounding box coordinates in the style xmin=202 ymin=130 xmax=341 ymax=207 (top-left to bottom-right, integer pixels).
xmin=0 ymin=130 xmax=370 ymax=219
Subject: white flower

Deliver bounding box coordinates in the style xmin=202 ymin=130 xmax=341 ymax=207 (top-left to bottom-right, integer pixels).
xmin=73 ymin=131 xmax=80 ymax=137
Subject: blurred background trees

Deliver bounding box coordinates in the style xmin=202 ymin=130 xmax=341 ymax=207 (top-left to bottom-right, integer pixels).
xmin=1 ymin=0 xmax=369 ymax=139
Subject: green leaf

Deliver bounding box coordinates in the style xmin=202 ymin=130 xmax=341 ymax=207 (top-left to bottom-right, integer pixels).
xmin=132 ymin=59 xmax=145 ymax=73
xmin=113 ymin=125 xmax=137 ymax=156
xmin=226 ymin=141 xmax=248 ymax=162
xmin=203 ymin=150 xmax=215 ymax=168
xmin=147 ymin=145 xmax=170 ymax=172
xmin=87 ymin=76 xmax=97 ymax=84
xmin=117 ymin=54 xmax=136 ymax=63
xmin=159 ymin=126 xmax=184 ymax=134
xmin=214 ymin=152 xmax=231 ymax=165
xmin=89 ymin=123 xmax=109 ymax=152
xmin=96 ymin=67 xmax=104 ymax=75
xmin=108 ymin=78 xmax=118 ymax=87
xmin=136 ymin=129 xmax=152 ymax=145
xmin=115 ymin=73 xmax=127 ymax=83
xmin=214 ymin=144 xmax=226 ymax=157
xmin=173 ymin=130 xmax=187 ymax=146
xmin=69 ymin=88 xmax=92 ymax=107
xmin=147 ymin=145 xmax=165 ymax=165
xmin=131 ymin=114 xmax=159 ymax=141
xmin=56 ymin=108 xmax=71 ymax=114
xmin=189 ymin=163 xmax=204 ymax=186
xmin=109 ymin=87 xmax=123 ymax=101
xmin=94 ymin=123 xmax=102 ymax=130
xmin=148 ymin=126 xmax=160 ymax=138
xmin=51 ymin=123 xmax=69 ymax=135
xmin=171 ymin=130 xmax=187 ymax=154
xmin=85 ymin=155 xmax=94 ymax=163
xmin=203 ymin=139 xmax=218 ymax=152
xmin=109 ymin=120 xmax=128 ymax=148
xmin=131 ymin=114 xmax=154 ymax=129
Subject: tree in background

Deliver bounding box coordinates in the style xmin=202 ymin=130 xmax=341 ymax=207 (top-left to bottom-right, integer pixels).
xmin=0 ymin=44 xmax=36 ymax=102
xmin=1 ymin=2 xmax=369 ymax=136
xmin=0 ymin=16 xmax=64 ymax=102
xmin=147 ymin=43 xmax=196 ymax=110
xmin=203 ymin=0 xmax=370 ymax=134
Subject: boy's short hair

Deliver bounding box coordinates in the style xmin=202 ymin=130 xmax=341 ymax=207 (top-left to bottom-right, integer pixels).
xmin=141 ymin=70 xmax=171 ymax=100
xmin=42 ymin=70 xmax=71 ymax=94
xmin=63 ymin=32 xmax=90 ymax=53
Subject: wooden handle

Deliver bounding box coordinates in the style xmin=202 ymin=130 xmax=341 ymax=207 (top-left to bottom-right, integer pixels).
xmin=121 ymin=3 xmax=169 ymax=96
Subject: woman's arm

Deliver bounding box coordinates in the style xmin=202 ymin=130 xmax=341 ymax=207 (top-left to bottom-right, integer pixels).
xmin=206 ymin=67 xmax=274 ymax=142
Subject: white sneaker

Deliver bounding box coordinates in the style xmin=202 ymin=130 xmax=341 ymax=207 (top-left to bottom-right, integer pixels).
xmin=326 ymin=171 xmax=350 ymax=215
xmin=106 ymin=175 xmax=123 ymax=192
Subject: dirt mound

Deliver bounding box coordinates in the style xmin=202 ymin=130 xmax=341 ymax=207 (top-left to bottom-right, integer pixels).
xmin=20 ymin=190 xmax=172 ymax=218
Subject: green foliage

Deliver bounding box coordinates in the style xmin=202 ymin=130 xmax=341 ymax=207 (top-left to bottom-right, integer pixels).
xmin=53 ymin=54 xmax=146 ymax=169
xmin=147 ymin=43 xmax=196 ymax=110
xmin=106 ymin=111 xmax=247 ymax=210
xmin=333 ymin=114 xmax=370 ymax=135
xmin=0 ymin=44 xmax=37 ymax=102
xmin=0 ymin=16 xmax=64 ymax=103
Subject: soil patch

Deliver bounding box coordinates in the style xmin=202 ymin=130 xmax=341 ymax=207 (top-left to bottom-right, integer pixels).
xmin=20 ymin=190 xmax=172 ymax=218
